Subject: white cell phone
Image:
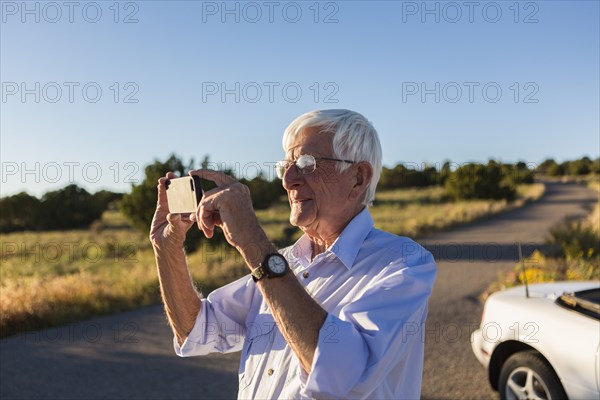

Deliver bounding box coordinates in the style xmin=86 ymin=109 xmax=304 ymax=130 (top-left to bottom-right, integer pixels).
xmin=165 ymin=176 xmax=203 ymax=214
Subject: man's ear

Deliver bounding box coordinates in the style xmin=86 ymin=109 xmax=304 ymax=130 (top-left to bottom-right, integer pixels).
xmin=351 ymin=162 xmax=373 ymax=198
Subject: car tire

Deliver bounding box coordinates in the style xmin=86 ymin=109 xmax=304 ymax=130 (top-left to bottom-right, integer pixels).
xmin=499 ymin=350 xmax=567 ymax=400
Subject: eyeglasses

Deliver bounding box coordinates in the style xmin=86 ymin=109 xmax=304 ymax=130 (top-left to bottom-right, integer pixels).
xmin=275 ymin=154 xmax=355 ymax=179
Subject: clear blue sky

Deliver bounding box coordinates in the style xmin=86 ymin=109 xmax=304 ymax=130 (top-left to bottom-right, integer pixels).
xmin=1 ymin=0 xmax=598 ymax=197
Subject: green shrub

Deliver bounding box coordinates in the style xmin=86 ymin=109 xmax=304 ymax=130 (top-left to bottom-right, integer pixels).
xmin=545 ymin=219 xmax=600 ymax=260
xmin=378 ymin=163 xmax=440 ymax=190
xmin=536 ymin=157 xmax=599 ymax=177
xmin=240 ymin=174 xmax=286 ymax=210
xmin=445 ymin=161 xmax=516 ymax=200
xmin=0 ymin=192 xmax=40 ymax=232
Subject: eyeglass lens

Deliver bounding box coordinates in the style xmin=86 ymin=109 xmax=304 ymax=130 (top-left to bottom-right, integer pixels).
xmin=276 ymin=155 xmax=317 ymax=179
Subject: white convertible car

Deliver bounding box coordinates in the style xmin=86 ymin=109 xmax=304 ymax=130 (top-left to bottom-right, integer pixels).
xmin=471 ymin=281 xmax=600 ymax=400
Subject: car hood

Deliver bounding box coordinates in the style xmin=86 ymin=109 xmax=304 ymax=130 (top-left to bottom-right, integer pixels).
xmin=493 ymin=281 xmax=600 ymax=301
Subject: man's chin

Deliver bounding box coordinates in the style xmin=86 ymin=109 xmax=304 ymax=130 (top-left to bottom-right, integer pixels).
xmin=289 ymin=209 xmax=315 ymax=228
xmin=289 ymin=215 xmax=305 ymax=227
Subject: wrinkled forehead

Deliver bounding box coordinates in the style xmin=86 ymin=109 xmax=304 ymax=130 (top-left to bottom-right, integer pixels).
xmin=284 ymin=127 xmax=334 ymax=160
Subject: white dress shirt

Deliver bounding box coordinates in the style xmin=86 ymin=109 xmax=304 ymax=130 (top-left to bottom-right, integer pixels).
xmin=174 ymin=207 xmax=437 ymax=399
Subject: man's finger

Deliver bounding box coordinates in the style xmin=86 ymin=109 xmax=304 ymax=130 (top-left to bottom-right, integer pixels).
xmin=189 ymin=169 xmax=237 ymax=187
xmin=200 ymin=185 xmax=226 ymax=200
xmin=158 ymin=176 xmax=167 ymax=191
xmin=156 ymin=177 xmax=169 ymax=206
xmin=198 ymin=204 xmax=215 ymax=238
xmin=166 ymin=212 xmax=180 ymax=222
xmin=157 ymin=173 xmax=178 ymax=209
xmin=159 ymin=172 xmax=178 ymax=189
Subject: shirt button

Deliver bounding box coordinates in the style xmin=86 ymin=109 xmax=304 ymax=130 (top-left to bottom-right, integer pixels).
xmin=267 ymin=368 xmax=274 ymax=376
xmin=303 ymin=271 xmax=310 ymax=279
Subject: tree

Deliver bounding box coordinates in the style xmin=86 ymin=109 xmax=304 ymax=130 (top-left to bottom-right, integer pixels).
xmin=0 ymin=192 xmax=40 ymax=232
xmin=439 ymin=161 xmax=452 ymax=186
xmin=240 ymin=173 xmax=286 ymax=210
xmin=568 ymin=157 xmax=591 ymax=175
xmin=591 ymin=158 xmax=600 ymax=175
xmin=502 ymin=161 xmax=534 ymax=185
xmin=377 ymin=163 xmax=439 ymax=190
xmin=0 ymin=187 xmax=122 ymax=232
xmin=38 ymin=185 xmax=104 ymax=230
xmin=92 ymin=190 xmax=123 ymax=212
xmin=537 ymin=158 xmax=559 ymax=175
xmin=445 ymin=161 xmax=516 ymax=200
xmin=547 ymin=162 xmax=565 ymax=176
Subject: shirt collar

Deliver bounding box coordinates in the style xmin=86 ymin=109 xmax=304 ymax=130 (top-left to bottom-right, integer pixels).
xmin=289 ymin=207 xmax=374 ymax=270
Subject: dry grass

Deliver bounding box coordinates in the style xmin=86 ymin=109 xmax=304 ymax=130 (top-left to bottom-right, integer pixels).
xmin=1 ymin=183 xmax=546 ymax=337
xmin=1 ymin=256 xmax=159 ymax=335
xmin=0 ymin=216 xmax=157 ymax=336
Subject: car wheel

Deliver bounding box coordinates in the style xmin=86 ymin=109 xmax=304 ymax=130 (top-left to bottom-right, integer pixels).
xmin=499 ymin=350 xmax=567 ymax=400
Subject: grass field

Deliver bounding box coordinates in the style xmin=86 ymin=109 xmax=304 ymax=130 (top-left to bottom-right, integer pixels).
xmin=0 ymin=183 xmax=545 ymax=337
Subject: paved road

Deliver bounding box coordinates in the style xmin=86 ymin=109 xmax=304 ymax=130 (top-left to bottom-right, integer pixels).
xmin=1 ymin=181 xmax=597 ymax=400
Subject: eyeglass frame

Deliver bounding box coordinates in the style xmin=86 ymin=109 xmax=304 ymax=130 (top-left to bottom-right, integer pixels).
xmin=275 ymin=154 xmax=356 ymax=180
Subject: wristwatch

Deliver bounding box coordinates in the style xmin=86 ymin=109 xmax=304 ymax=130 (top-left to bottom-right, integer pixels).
xmin=252 ymin=253 xmax=289 ymax=282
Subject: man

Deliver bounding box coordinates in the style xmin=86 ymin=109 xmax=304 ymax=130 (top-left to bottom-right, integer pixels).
xmin=150 ymin=109 xmax=437 ymax=399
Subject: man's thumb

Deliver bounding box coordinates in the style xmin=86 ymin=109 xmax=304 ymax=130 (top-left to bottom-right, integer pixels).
xmin=166 ymin=213 xmax=181 ymax=225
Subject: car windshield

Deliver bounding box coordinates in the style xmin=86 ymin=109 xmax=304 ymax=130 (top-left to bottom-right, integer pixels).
xmin=556 ymin=287 xmax=600 ymax=320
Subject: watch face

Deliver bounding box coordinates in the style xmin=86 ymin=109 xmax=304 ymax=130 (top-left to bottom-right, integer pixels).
xmin=268 ymin=255 xmax=287 ymax=274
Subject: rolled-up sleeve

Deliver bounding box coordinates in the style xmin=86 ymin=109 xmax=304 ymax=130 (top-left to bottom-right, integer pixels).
xmin=299 ymin=257 xmax=437 ymax=399
xmin=174 ymin=274 xmax=256 ymax=357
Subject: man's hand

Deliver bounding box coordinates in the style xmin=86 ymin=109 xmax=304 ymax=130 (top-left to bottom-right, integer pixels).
xmin=149 ymin=172 xmax=195 ymax=250
xmin=149 ymin=172 xmax=202 ymax=346
xmin=189 ymin=169 xmax=268 ymax=259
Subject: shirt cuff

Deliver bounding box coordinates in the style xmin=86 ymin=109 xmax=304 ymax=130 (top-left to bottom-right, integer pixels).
xmin=298 ymin=313 xmax=368 ymax=398
xmin=173 ymin=300 xmax=210 ymax=357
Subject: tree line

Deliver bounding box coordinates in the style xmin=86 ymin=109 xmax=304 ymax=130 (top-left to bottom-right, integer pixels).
xmin=1 ymin=155 xmax=597 ymax=235
xmin=536 ymin=157 xmax=599 ymax=176
xmin=378 ymin=160 xmax=535 ymax=200
xmin=0 ymin=186 xmax=121 ymax=233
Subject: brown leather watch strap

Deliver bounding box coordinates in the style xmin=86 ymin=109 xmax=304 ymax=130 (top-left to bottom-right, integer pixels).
xmin=251 ymin=265 xmax=267 ymax=282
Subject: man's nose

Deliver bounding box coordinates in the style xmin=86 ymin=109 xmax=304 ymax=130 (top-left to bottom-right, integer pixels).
xmin=282 ymin=163 xmax=303 ymax=191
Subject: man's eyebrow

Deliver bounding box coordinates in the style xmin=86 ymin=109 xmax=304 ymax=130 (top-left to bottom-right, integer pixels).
xmin=284 ymin=149 xmax=303 ymax=161
xmin=284 ymin=153 xmax=310 ymax=161
xmin=283 ymin=151 xmax=297 ymax=161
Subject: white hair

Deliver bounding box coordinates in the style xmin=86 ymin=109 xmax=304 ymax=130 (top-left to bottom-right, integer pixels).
xmin=282 ymin=109 xmax=382 ymax=206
